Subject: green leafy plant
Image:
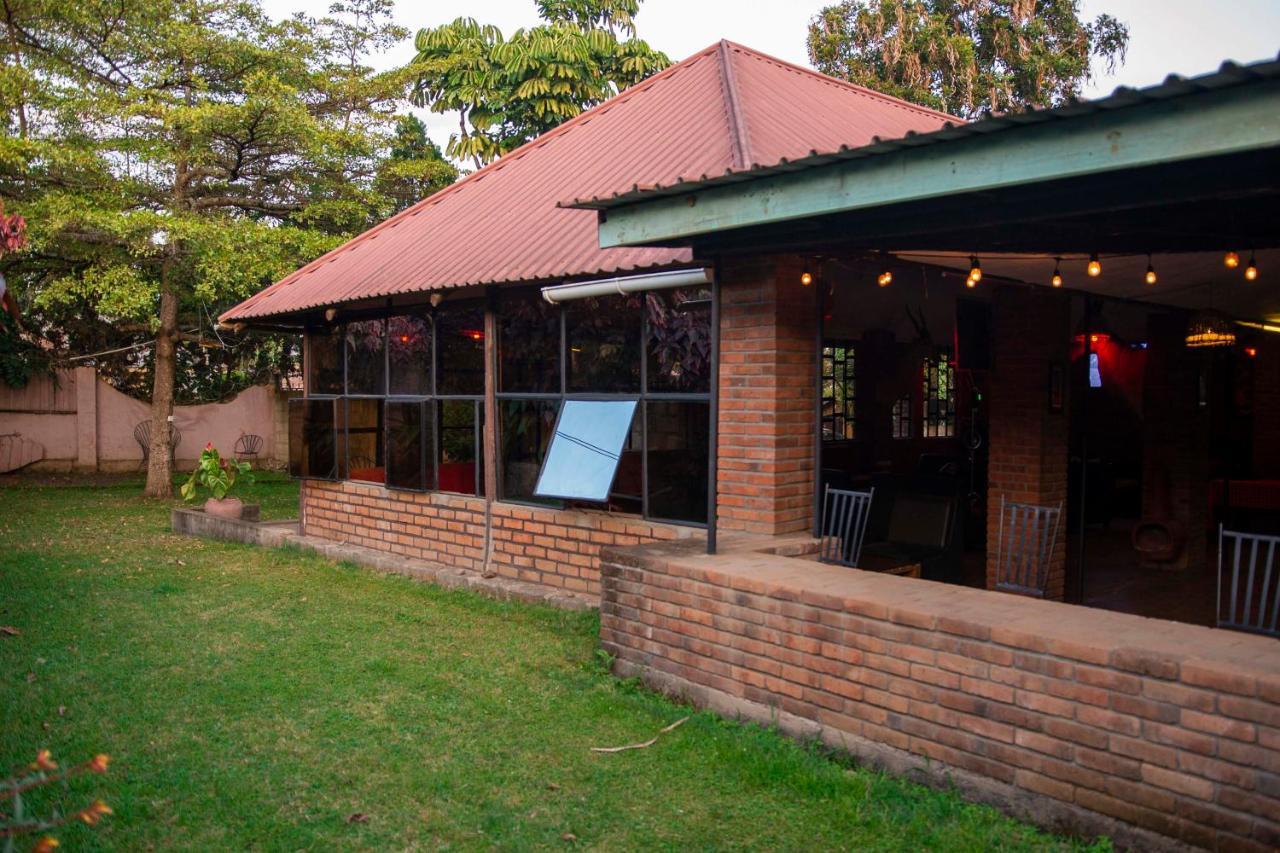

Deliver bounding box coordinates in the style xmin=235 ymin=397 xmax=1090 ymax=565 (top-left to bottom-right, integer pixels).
xmin=181 ymin=443 xmax=253 ymax=502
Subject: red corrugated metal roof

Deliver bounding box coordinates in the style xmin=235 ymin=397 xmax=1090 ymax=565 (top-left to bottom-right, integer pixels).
xmin=223 ymin=40 xmax=955 ymax=323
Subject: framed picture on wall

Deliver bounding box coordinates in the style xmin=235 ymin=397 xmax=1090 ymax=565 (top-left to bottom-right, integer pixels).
xmin=1048 ymin=363 xmax=1065 ymax=412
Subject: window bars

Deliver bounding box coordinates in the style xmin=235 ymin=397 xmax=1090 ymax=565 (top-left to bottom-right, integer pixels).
xmin=994 ymin=496 xmax=1063 ymax=598
xmin=818 ymin=486 xmax=875 ymax=568
xmin=1218 ymin=526 xmax=1280 ymax=638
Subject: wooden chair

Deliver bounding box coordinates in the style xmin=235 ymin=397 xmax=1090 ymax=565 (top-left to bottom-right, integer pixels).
xmin=993 ymin=496 xmax=1063 ymax=598
xmin=1218 ymin=526 xmax=1280 ymax=637
xmin=818 ymin=486 xmax=875 ymax=568
xmin=234 ymin=433 xmax=263 ymax=465
xmin=133 ymin=421 xmax=182 ymax=470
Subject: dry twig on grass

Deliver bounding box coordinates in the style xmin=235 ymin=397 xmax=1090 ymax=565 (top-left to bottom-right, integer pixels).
xmin=590 ymin=717 xmax=689 ymax=753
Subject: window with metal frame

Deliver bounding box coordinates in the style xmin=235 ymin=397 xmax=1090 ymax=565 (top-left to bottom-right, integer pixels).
xmin=891 ymin=395 xmax=912 ymax=440
xmin=295 ymin=302 xmax=485 ymax=497
xmin=821 ymin=342 xmax=855 ymax=442
xmin=497 ymin=286 xmax=711 ymax=525
xmin=922 ymin=351 xmax=956 ymax=438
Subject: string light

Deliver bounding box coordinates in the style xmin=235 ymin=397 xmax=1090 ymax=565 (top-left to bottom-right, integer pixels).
xmin=877 ymin=270 xmax=893 ymax=287
xmin=800 ymin=263 xmax=813 ymax=287
xmin=968 ymin=256 xmax=982 ymax=283
xmin=965 ymin=273 xmax=977 ymax=289
xmin=1245 ymin=253 xmax=1258 ymax=281
xmin=1145 ymin=254 xmax=1157 ymax=285
xmin=1087 ymin=253 xmax=1102 ymax=277
xmin=1225 ymin=251 xmax=1240 ymax=269
xmin=1051 ymin=259 xmax=1063 ymax=288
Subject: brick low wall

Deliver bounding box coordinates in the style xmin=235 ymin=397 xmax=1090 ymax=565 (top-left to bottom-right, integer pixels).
xmin=301 ymin=480 xmax=702 ymax=597
xmin=600 ymin=544 xmax=1280 ymax=851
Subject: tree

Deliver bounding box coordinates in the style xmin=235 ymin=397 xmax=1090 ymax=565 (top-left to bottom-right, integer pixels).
xmin=0 ymin=0 xmax=451 ymax=496
xmin=378 ymin=114 xmax=459 ymax=213
xmin=410 ymin=0 xmax=669 ymax=167
xmin=807 ymin=0 xmax=1128 ymax=119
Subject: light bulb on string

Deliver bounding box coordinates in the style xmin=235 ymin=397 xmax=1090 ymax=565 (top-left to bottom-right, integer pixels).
xmin=1087 ymin=253 xmax=1102 ymax=278
xmin=1145 ymin=254 xmax=1157 ymax=285
xmin=1225 ymin=251 xmax=1240 ymax=269
xmin=877 ymin=270 xmax=893 ymax=287
xmin=968 ymin=256 xmax=982 ymax=283
xmin=1245 ymin=253 xmax=1258 ymax=281
xmin=800 ymin=263 xmax=813 ymax=287
xmin=1051 ymin=259 xmax=1063 ymax=288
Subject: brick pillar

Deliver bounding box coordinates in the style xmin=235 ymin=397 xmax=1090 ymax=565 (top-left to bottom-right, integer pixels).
xmin=986 ymin=286 xmax=1071 ymax=598
xmin=717 ymin=255 xmax=817 ymax=536
xmin=1141 ymin=313 xmax=1209 ymax=570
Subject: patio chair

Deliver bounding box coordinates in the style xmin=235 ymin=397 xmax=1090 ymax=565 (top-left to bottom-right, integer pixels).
xmin=234 ymin=433 xmax=263 ymax=465
xmin=993 ymin=496 xmax=1063 ymax=598
xmin=818 ymin=486 xmax=875 ymax=568
xmin=133 ymin=420 xmax=182 ymax=470
xmin=1218 ymin=526 xmax=1280 ymax=638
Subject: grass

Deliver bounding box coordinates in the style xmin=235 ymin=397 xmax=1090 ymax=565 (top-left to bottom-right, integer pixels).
xmin=0 ymin=477 xmax=1109 ymax=851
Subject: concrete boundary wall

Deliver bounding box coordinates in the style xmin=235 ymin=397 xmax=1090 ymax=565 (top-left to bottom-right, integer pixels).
xmin=0 ymin=367 xmax=292 ymax=472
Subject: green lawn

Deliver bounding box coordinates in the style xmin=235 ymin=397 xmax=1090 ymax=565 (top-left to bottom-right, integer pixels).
xmin=0 ymin=477 xmax=1106 ymax=851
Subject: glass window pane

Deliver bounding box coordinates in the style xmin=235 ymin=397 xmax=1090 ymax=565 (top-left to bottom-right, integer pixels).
xmin=345 ymin=398 xmax=384 ymax=483
xmin=499 ymin=399 xmax=560 ymax=504
xmin=439 ymin=400 xmax=480 ymax=495
xmin=646 ymin=288 xmax=712 ymax=393
xmin=288 ymin=398 xmax=339 ymax=479
xmin=386 ymin=400 xmax=431 ymax=491
xmin=646 ymin=401 xmax=710 ymax=523
xmin=388 ymin=314 xmax=432 ymax=396
xmin=500 ymin=291 xmax=560 ymax=393
xmin=567 ymin=295 xmax=641 ymax=392
xmin=535 ymin=400 xmax=638 ymax=501
xmin=307 ymin=327 xmax=344 ymax=395
xmin=346 ymin=319 xmax=386 ymax=395
xmin=436 ymin=303 xmax=485 ymax=396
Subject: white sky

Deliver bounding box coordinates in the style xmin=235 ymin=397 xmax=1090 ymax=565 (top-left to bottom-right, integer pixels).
xmin=263 ymin=0 xmax=1280 ymax=155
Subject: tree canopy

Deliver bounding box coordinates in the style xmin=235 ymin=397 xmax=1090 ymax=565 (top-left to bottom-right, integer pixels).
xmin=0 ymin=0 xmax=458 ymax=494
xmin=807 ymin=0 xmax=1129 ymax=119
xmin=410 ymin=0 xmax=670 ymax=167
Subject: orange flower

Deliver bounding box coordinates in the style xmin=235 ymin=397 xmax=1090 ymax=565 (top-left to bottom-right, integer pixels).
xmin=31 ymin=749 xmax=57 ymax=771
xmin=88 ymin=753 xmax=110 ymax=773
xmin=77 ymin=800 xmax=113 ymax=826
xmin=32 ymin=837 xmax=60 ymax=853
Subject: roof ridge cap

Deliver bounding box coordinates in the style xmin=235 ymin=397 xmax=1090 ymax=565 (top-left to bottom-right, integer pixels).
xmin=720 ymin=39 xmax=962 ymax=124
xmin=716 ymin=39 xmax=752 ymax=170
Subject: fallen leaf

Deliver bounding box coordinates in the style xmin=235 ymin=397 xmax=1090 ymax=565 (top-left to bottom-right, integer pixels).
xmin=176 ymin=560 xmax=187 ymax=566
xmin=58 ymin=706 xmax=66 ymax=717
xmin=481 ymin=571 xmax=497 ymax=579
xmin=41 ymin=721 xmax=50 ymax=731
xmin=561 ymin=832 xmax=577 ymax=843
xmin=35 ymin=657 xmax=46 ymax=665
xmin=347 ymin=813 xmax=369 ymax=824
xmin=545 ymin=782 xmax=560 ymax=791
xmin=0 ymin=626 xmax=19 ymax=637
xmin=26 ymin=671 xmax=36 ymax=683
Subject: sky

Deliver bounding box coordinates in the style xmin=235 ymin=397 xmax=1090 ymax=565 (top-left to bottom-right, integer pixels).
xmin=263 ymin=0 xmax=1280 ymax=155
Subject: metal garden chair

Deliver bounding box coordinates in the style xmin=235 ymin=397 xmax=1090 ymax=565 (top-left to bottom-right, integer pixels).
xmin=133 ymin=420 xmax=182 ymax=470
xmin=234 ymin=433 xmax=263 ymax=465
xmin=1218 ymin=526 xmax=1280 ymax=637
xmin=993 ymin=496 xmax=1063 ymax=598
xmin=818 ymin=486 xmax=875 ymax=568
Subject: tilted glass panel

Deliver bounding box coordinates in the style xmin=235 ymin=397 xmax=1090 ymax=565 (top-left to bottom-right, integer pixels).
xmin=646 ymin=288 xmax=712 ymax=393
xmin=345 ymin=319 xmax=386 ymax=395
xmin=436 ymin=303 xmax=485 ymax=396
xmin=388 ymin=314 xmax=432 ymax=396
xmin=345 ymin=398 xmax=383 ymax=482
xmin=567 ymin=294 xmax=641 ymax=392
xmin=646 ymin=401 xmax=710 ymax=523
xmin=535 ymin=400 xmax=638 ymax=502
xmin=307 ymin=327 xmax=344 ymax=395
xmin=385 ymin=400 xmax=432 ymax=491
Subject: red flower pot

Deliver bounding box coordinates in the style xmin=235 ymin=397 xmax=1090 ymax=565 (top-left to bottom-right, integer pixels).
xmin=203 ymin=497 xmax=244 ymax=519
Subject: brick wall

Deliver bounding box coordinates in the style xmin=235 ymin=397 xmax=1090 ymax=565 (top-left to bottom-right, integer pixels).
xmin=600 ymin=545 xmax=1280 ymax=851
xmin=717 ymin=255 xmax=817 ymax=536
xmin=987 ymin=285 xmax=1071 ymax=597
xmin=301 ymin=480 xmax=700 ymax=597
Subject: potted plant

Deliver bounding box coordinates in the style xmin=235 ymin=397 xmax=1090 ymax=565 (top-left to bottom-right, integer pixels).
xmin=181 ymin=442 xmax=254 ymax=519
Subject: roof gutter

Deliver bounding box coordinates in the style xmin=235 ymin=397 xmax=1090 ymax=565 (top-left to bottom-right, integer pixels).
xmin=540 ymin=267 xmax=712 ymax=303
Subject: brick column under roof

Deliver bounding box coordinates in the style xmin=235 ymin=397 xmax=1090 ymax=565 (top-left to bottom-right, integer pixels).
xmin=986 ymin=285 xmax=1071 ymax=599
xmin=717 ymin=254 xmax=817 ymax=536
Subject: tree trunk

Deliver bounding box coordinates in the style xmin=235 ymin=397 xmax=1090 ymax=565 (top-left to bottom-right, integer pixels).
xmin=143 ymin=266 xmax=178 ymax=497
